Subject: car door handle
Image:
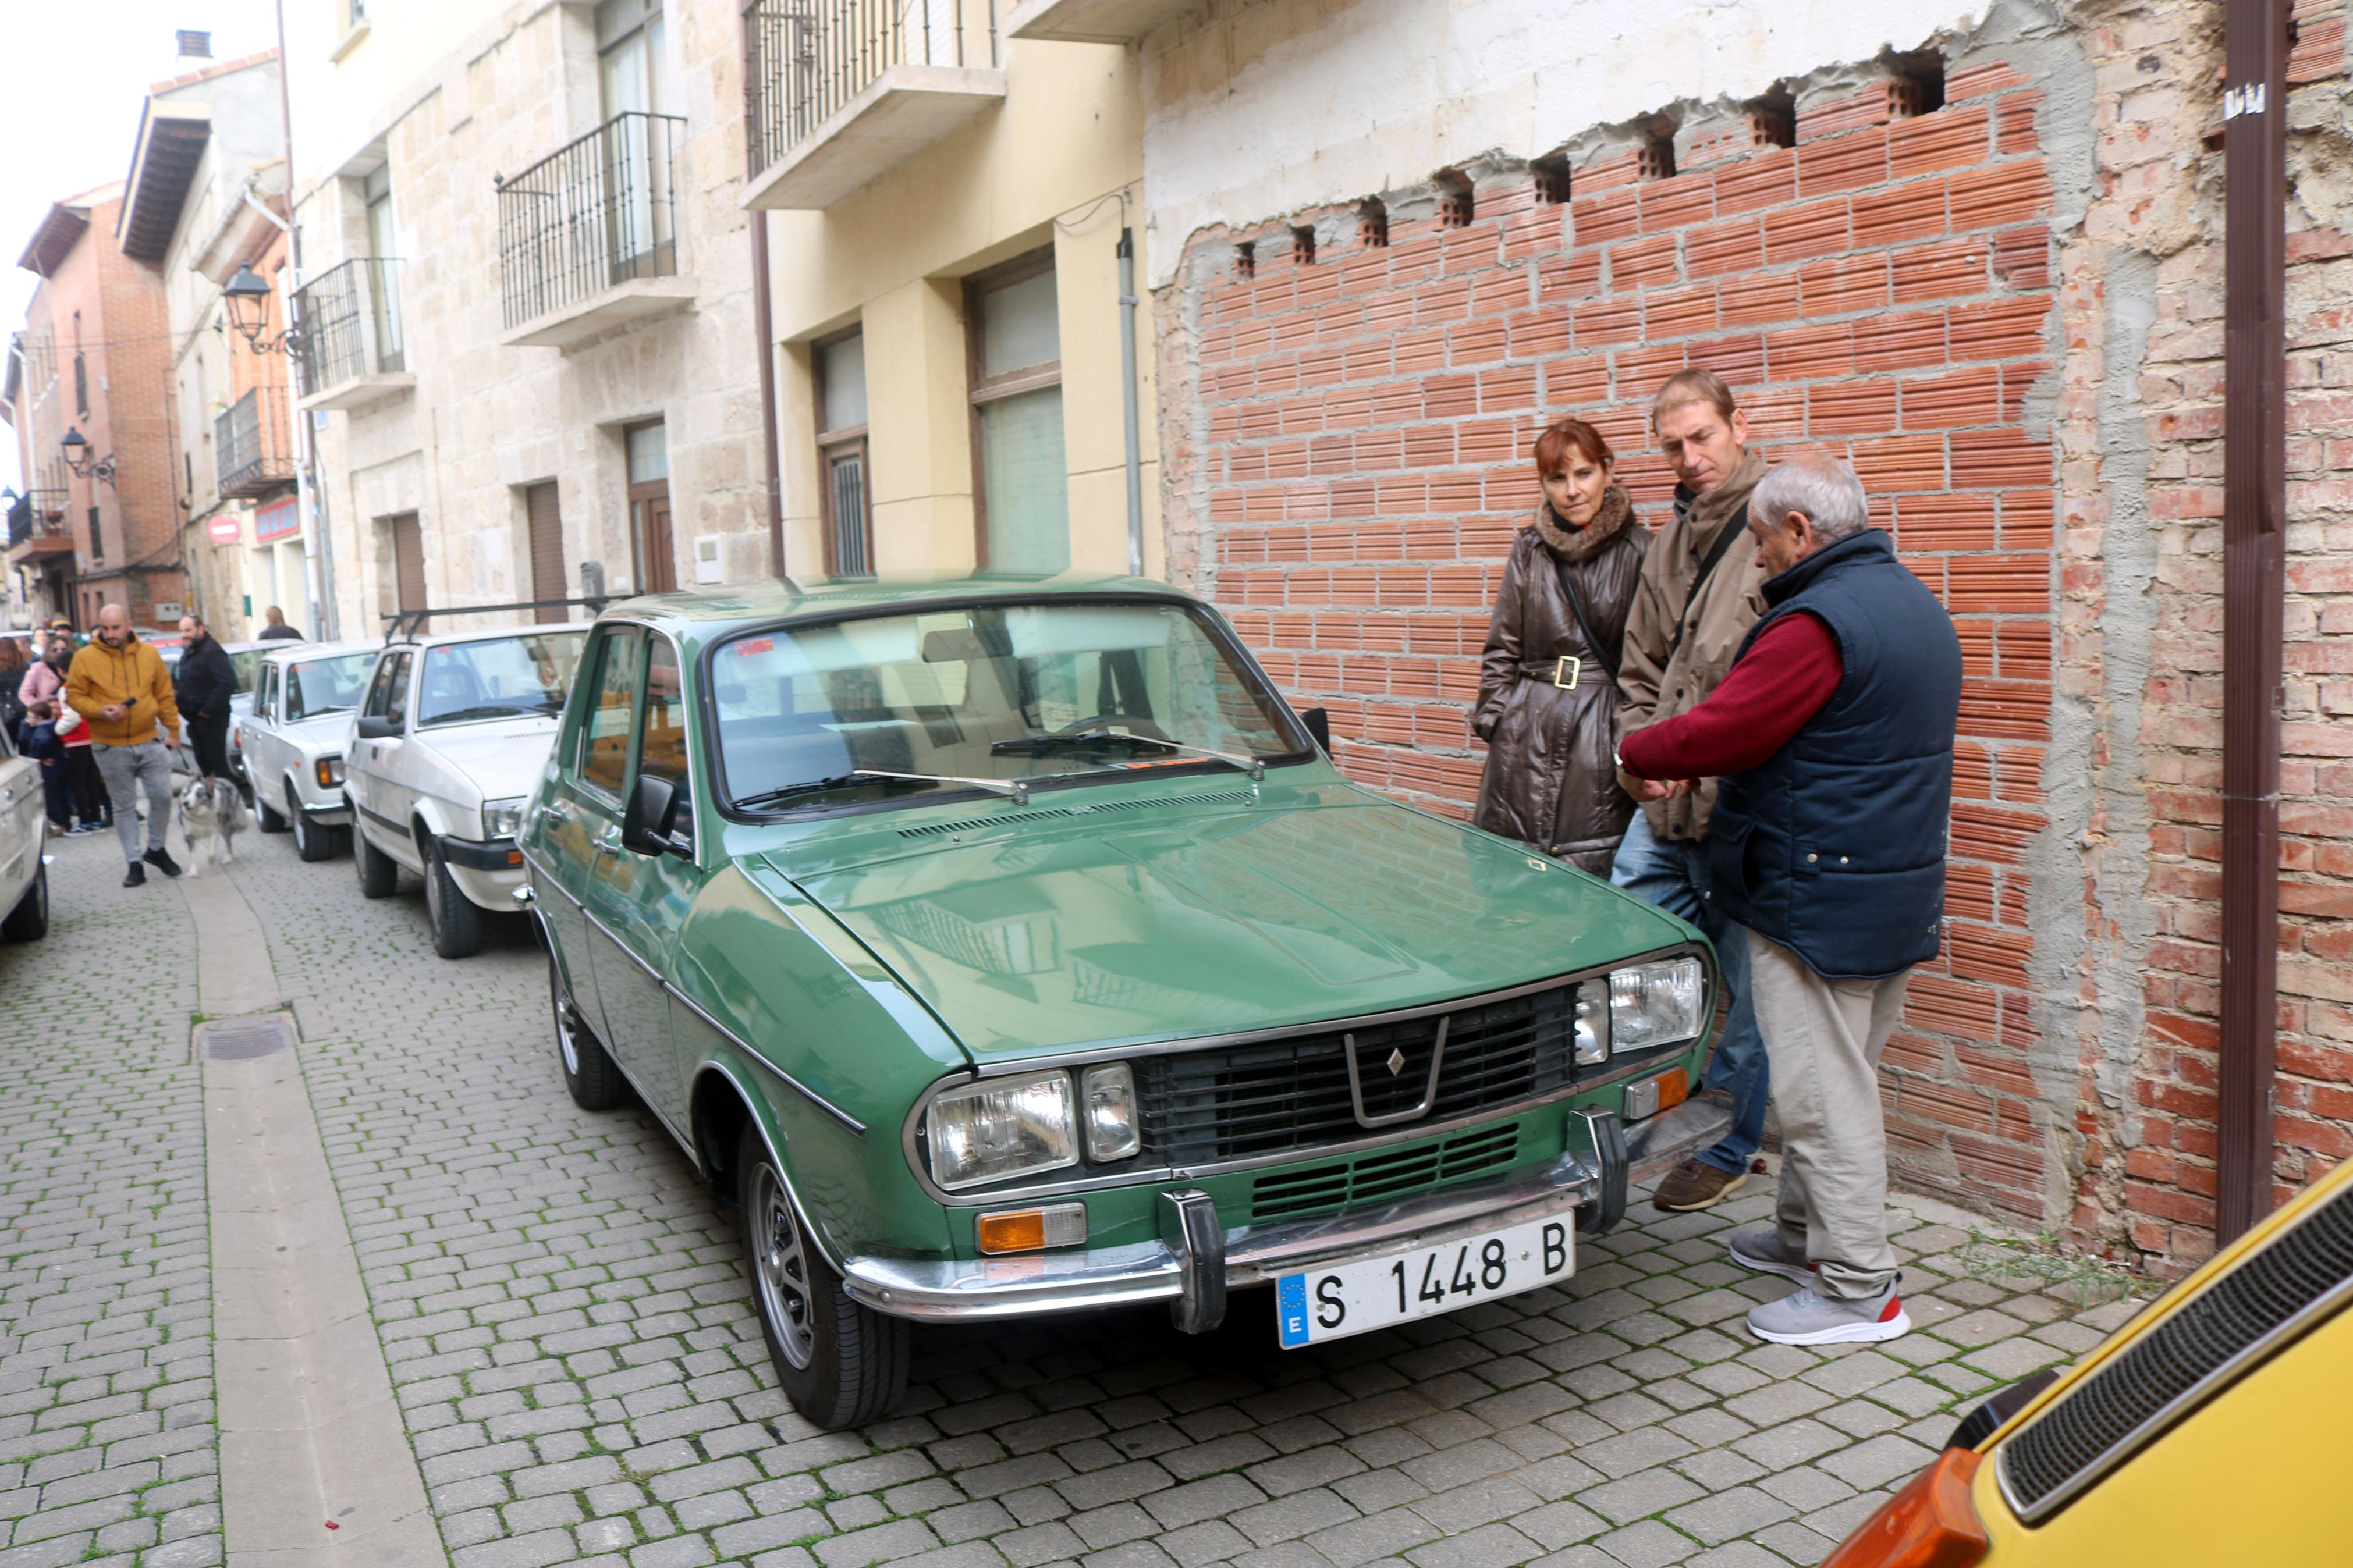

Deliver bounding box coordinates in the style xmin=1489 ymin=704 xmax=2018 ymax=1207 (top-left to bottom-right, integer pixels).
xmin=593 ymin=827 xmax=621 ymax=856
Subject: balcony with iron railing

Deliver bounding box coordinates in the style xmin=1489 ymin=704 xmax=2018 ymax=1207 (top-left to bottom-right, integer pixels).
xmin=742 ymin=0 xmax=1006 ymax=210
xmin=1002 ymin=0 xmax=1190 ymax=43
xmin=497 ymin=111 xmax=695 ymax=350
xmin=293 ymin=257 xmax=414 ymax=413
xmin=5 ymin=493 xmax=73 ymax=564
xmin=216 ymin=385 xmax=298 ymax=500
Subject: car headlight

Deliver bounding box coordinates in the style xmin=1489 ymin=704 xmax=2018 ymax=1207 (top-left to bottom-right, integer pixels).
xmin=481 ymin=797 xmax=527 ymax=839
xmin=1609 ymin=956 xmax=1706 ymax=1053
xmin=1080 ymin=1063 xmax=1140 ymax=1162
xmin=315 ymin=756 xmax=344 ymax=789
xmin=925 ymin=1072 xmax=1077 ymax=1190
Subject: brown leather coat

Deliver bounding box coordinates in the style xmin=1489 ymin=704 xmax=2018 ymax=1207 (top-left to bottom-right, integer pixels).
xmin=1471 ymin=486 xmax=1649 ymax=873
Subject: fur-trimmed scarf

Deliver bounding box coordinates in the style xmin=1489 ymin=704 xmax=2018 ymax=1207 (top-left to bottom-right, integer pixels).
xmin=1531 ymin=483 xmax=1636 ymax=564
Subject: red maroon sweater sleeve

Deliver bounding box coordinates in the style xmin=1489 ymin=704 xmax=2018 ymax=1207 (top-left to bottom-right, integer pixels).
xmin=1619 ymin=613 xmax=1842 ymax=780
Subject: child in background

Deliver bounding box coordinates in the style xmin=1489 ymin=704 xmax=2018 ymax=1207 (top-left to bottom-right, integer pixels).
xmin=20 ymin=701 xmax=69 ymax=836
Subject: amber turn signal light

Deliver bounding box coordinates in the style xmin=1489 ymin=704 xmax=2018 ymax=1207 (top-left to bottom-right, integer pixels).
xmin=1822 ymin=1448 xmax=1989 ymax=1568
xmin=977 ymin=1203 xmax=1087 ymax=1254
xmin=1623 ymin=1068 xmax=1690 ymax=1122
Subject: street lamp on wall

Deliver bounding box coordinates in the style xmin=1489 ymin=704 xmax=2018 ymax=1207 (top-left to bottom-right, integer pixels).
xmin=59 ymin=428 xmax=116 ymax=487
xmin=222 ymin=264 xmax=300 ymax=355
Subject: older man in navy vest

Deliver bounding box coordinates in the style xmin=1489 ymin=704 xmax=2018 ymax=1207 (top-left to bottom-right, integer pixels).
xmin=1618 ymin=456 xmax=1961 ymax=1346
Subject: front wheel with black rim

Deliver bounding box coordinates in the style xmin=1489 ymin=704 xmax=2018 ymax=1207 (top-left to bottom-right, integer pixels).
xmin=353 ymin=816 xmax=398 ymax=899
xmin=291 ymin=786 xmax=335 ymax=862
xmin=2 ymin=863 xmax=48 ymax=942
xmin=423 ymin=839 xmax=484 ymax=959
xmin=551 ymin=952 xmax=627 ymax=1108
xmin=737 ymin=1123 xmax=908 ymax=1431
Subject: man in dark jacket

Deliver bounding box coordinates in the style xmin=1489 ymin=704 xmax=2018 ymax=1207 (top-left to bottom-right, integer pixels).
xmin=257 ymin=606 xmax=304 ymax=641
xmin=174 ymin=613 xmax=239 ymax=780
xmin=1620 ymin=456 xmax=1961 ymax=1347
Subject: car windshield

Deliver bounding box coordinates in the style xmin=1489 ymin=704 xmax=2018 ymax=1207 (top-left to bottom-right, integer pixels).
xmin=711 ymin=600 xmax=1302 ymax=811
xmin=417 ymin=631 xmax=586 ymax=727
xmin=284 ymin=652 xmax=379 ymax=721
xmin=229 ymin=649 xmax=264 ymax=692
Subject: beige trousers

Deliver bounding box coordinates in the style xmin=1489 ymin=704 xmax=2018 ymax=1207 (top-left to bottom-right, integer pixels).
xmin=1744 ymin=927 xmax=1911 ymax=1299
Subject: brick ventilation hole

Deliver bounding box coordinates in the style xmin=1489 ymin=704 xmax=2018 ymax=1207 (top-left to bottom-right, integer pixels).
xmin=1293 ymin=226 xmax=1316 ymax=266
xmin=1635 ymin=136 xmax=1676 ymax=181
xmin=1357 ymin=200 xmax=1389 ymax=249
xmin=1435 ymin=173 xmax=1474 ymax=229
xmin=1234 ymin=240 xmax=1255 ymax=280
xmin=1532 ymin=158 xmax=1571 ymax=206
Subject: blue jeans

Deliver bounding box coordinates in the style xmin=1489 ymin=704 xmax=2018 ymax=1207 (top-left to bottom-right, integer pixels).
xmin=1610 ymin=811 xmax=1768 ymax=1173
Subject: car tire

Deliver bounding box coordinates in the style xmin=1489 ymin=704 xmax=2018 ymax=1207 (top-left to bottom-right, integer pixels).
xmin=255 ymin=786 xmax=289 ymax=834
xmin=354 ymin=818 xmax=399 ymax=899
xmin=423 ymin=839 xmax=484 ymax=959
xmin=737 ymin=1122 xmax=908 ymax=1431
xmin=2 ymin=863 xmax=48 ymax=943
xmin=291 ymin=785 xmax=334 ymax=862
xmin=551 ymin=952 xmax=628 ymax=1109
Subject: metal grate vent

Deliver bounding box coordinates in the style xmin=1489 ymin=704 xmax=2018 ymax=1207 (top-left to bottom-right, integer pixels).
xmin=896 ymin=808 xmax=1081 ymax=838
xmin=893 ymin=788 xmax=1258 ymax=838
xmin=1252 ymin=1125 xmax=1519 ymax=1221
xmin=1075 ymin=788 xmax=1258 ymax=814
xmin=194 ymin=1014 xmax=296 ymax=1062
xmin=2000 ymin=1181 xmax=2353 ymax=1521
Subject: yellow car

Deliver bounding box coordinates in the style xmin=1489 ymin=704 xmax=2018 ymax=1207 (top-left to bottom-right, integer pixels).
xmin=1826 ymin=1156 xmax=2353 ymax=1566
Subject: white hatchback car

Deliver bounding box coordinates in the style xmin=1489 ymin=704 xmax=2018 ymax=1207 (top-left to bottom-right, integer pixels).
xmin=345 ymin=621 xmax=590 ymax=957
xmin=0 ymin=721 xmax=48 ymax=943
xmin=239 ymin=641 xmax=380 ymax=862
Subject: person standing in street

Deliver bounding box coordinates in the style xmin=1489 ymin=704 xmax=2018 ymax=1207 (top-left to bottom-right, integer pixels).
xmin=66 ymin=605 xmax=183 ymax=886
xmin=1471 ymin=418 xmax=1649 ymax=873
xmin=174 ymin=613 xmax=238 ymax=780
xmin=1619 ymin=456 xmax=1962 ymax=1345
xmin=257 ymin=606 xmax=304 ymax=642
xmin=0 ymin=635 xmax=27 ymax=749
xmin=1611 ymin=368 xmax=1773 ymax=1213
xmin=20 ymin=632 xmax=105 ymax=834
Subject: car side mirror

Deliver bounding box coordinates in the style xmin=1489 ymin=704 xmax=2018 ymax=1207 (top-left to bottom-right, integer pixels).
xmin=622 ymin=771 xmax=689 ymax=858
xmin=1299 ymin=707 xmax=1333 ymax=752
xmin=356 ymin=714 xmax=403 ymax=741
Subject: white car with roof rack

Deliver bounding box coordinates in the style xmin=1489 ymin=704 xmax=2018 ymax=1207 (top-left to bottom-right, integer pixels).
xmin=344 ymin=603 xmax=598 ymax=958
xmin=236 ymin=640 xmax=378 ymax=861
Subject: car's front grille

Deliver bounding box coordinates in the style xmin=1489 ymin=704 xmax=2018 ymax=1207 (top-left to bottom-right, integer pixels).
xmin=1135 ymin=984 xmax=1578 ymax=1164
xmin=1251 ymin=1125 xmax=1520 ymax=1221
xmin=1999 ymin=1178 xmax=2353 ymax=1521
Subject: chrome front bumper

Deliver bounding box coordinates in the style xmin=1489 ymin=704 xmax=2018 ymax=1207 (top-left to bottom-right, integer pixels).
xmin=840 ymin=1103 xmax=1719 ymax=1326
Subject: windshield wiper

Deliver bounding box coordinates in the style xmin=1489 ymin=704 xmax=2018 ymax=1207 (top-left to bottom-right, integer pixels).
xmin=422 ymin=704 xmax=542 ymax=725
xmin=991 ymin=730 xmax=1266 ymax=781
xmin=734 ymin=769 xmax=1036 ymax=811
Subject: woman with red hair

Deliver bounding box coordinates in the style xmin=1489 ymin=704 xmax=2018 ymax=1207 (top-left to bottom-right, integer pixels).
xmin=1470 ymin=418 xmax=1648 ymax=873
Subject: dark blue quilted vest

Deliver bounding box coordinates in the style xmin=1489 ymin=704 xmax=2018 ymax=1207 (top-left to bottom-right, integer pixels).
xmin=1706 ymin=529 xmax=1962 ymax=980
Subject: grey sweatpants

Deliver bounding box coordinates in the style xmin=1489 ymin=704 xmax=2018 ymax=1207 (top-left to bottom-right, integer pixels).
xmin=1745 ymin=927 xmax=1912 ymax=1300
xmin=93 ymin=740 xmax=175 ymax=861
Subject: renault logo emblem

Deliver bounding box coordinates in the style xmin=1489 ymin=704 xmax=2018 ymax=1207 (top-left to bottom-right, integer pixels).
xmin=1341 ymin=1018 xmax=1450 ymax=1129
xmin=1385 ymin=1047 xmax=1406 ymax=1076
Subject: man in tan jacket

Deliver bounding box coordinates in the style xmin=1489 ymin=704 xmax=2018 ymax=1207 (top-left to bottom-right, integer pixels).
xmin=1611 ymin=369 xmax=1771 ymax=1212
xmin=66 ymin=604 xmax=183 ymax=887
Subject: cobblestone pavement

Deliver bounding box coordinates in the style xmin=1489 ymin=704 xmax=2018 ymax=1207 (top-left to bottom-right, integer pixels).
xmin=2 ymin=823 xmax=2148 ymax=1568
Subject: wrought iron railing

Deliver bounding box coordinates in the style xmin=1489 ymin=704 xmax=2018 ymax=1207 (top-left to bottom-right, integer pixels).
xmin=745 ymin=0 xmax=1000 ymax=175
xmin=6 ymin=496 xmax=70 ymax=551
xmin=216 ymin=385 xmax=297 ymax=499
xmin=496 ymin=112 xmax=685 ymax=330
xmin=25 ymin=488 xmax=67 ymax=520
xmin=292 ymin=258 xmax=406 ymax=392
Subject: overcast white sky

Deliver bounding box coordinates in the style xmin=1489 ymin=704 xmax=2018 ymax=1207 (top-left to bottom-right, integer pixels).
xmin=1 ymin=2 xmax=282 ymax=492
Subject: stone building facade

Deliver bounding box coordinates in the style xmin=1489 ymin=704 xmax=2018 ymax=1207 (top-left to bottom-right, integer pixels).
xmin=1124 ymin=0 xmax=2353 ymax=1273
xmin=282 ymin=0 xmax=769 ymax=638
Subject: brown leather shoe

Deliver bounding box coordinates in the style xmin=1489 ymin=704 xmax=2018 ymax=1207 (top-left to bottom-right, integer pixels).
xmin=1651 ymin=1157 xmax=1747 ymax=1212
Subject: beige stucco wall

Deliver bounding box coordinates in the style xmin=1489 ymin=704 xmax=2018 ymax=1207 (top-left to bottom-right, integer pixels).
xmin=763 ymin=37 xmax=1162 ymax=584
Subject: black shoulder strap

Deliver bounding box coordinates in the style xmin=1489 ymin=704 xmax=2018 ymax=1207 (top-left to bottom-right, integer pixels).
xmin=1552 ymin=554 xmax=1620 ymax=683
xmin=1662 ymin=501 xmax=1749 ymax=663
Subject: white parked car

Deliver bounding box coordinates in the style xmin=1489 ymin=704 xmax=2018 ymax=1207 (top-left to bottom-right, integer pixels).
xmin=345 ymin=621 xmax=590 ymax=957
xmin=237 ymin=641 xmax=379 ymax=862
xmin=222 ymin=639 xmax=290 ymax=797
xmin=0 ymin=721 xmax=48 ymax=943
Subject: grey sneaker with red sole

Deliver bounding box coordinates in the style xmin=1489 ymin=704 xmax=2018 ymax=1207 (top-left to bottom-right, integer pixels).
xmin=1745 ymin=1279 xmax=1911 ymax=1345
xmin=1726 ymin=1226 xmax=1815 ymax=1283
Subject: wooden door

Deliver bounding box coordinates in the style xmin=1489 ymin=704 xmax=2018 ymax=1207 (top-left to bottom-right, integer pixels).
xmin=525 ymin=483 xmax=567 ymax=621
xmin=631 ymin=483 xmax=675 ymax=594
xmin=389 ymin=513 xmax=427 ymax=632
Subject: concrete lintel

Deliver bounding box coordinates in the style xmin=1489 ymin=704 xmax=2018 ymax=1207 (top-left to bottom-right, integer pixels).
xmin=296 ymin=371 xmax=416 ymax=414
xmin=498 ymin=275 xmax=700 ymax=350
xmin=1006 ymin=0 xmax=1197 ymax=45
xmin=740 ymin=65 xmax=1006 ymax=211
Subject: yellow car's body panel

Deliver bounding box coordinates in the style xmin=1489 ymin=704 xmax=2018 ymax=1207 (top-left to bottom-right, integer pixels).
xmin=1951 ymin=1155 xmax=2353 ymax=1566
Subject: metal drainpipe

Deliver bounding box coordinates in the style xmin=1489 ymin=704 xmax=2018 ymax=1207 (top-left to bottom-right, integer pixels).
xmin=1118 ymin=226 xmax=1144 ymax=577
xmin=741 ymin=1 xmax=786 ymax=579
xmin=272 ymin=0 xmax=335 ymax=640
xmin=2216 ymin=0 xmax=2290 ymax=1243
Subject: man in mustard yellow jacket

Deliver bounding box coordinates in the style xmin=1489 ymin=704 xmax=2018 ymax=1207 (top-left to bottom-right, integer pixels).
xmin=66 ymin=605 xmax=183 ymax=886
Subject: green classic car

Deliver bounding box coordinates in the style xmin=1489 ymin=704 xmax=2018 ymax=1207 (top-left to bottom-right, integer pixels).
xmin=519 ymin=573 xmax=1731 ymax=1428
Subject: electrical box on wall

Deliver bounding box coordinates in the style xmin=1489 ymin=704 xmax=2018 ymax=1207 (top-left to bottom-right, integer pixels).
xmin=693 ymin=536 xmax=723 ymax=585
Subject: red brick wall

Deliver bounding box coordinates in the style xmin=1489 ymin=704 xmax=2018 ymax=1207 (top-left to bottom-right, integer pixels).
xmin=1186 ymin=67 xmax=2064 ymax=1224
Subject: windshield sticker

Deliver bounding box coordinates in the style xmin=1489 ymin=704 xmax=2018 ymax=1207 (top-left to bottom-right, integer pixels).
xmin=733 ymin=637 xmax=775 ymax=657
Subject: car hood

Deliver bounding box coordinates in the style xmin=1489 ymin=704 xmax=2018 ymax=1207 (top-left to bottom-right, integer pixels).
xmin=772 ymin=796 xmax=1690 ymax=1060
xmin=413 ymin=716 xmax=560 ymax=803
xmin=278 ymin=712 xmax=358 ymax=752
